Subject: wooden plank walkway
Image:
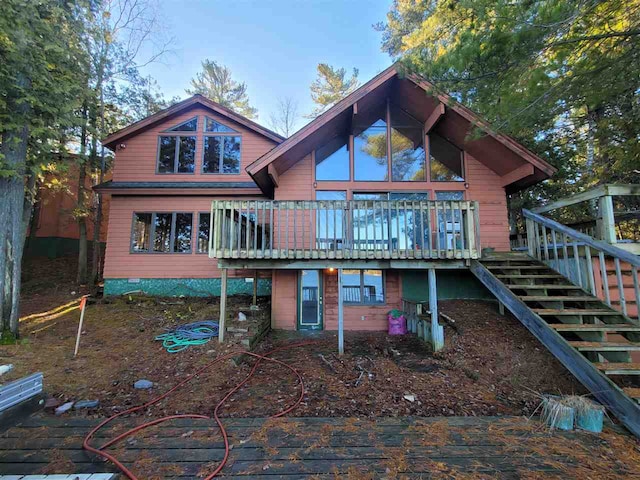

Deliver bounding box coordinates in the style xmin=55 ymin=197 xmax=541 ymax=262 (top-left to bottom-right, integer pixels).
xmin=0 ymin=415 xmax=634 ymax=478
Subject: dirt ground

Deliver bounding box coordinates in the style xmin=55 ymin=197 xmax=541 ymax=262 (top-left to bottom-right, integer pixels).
xmin=2 ymin=255 xmax=586 ymax=420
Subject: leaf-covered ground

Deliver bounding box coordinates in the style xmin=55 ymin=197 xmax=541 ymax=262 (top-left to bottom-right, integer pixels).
xmin=4 ymin=255 xmax=584 ymax=420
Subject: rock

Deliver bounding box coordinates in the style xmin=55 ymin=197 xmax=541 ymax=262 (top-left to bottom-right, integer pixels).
xmin=249 ymin=305 xmax=260 ymax=311
xmin=0 ymin=364 xmax=13 ymax=376
xmin=134 ymin=379 xmax=153 ymax=389
xmin=403 ymin=394 xmax=416 ymax=403
xmin=44 ymin=397 xmax=61 ymax=410
xmin=74 ymin=399 xmax=100 ymax=409
xmin=228 ymin=327 xmax=249 ymax=333
xmin=238 ymin=312 xmax=247 ymax=321
xmin=55 ymin=401 xmax=75 ymax=415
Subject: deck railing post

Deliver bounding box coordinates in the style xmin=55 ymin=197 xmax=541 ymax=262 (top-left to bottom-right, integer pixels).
xmin=598 ymin=195 xmax=616 ymax=244
xmin=525 ymin=218 xmax=536 ymax=258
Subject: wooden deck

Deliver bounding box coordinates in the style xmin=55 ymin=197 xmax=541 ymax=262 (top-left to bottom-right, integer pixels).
xmin=0 ymin=415 xmax=635 ymax=478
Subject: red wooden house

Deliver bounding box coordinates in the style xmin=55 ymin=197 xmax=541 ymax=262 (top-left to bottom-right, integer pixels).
xmin=97 ymin=65 xmax=555 ymax=336
xmin=97 ymin=66 xmax=640 ymax=437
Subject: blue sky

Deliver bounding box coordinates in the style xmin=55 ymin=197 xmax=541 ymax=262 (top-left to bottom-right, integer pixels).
xmin=139 ymin=0 xmax=392 ymax=132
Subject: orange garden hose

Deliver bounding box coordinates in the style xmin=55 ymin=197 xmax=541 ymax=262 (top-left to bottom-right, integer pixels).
xmin=83 ymin=341 xmax=318 ymax=479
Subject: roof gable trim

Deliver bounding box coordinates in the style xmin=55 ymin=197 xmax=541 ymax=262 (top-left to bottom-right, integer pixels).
xmin=103 ymin=95 xmax=284 ymax=148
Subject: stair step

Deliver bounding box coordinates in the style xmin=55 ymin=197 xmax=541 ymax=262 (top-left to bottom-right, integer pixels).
xmin=496 ymin=274 xmax=564 ymax=279
xmin=623 ymin=387 xmax=640 ymax=400
xmin=549 ymin=324 xmax=640 ymax=332
xmin=569 ymin=341 xmax=640 ymax=351
xmin=534 ymin=309 xmax=624 ymax=316
xmin=595 ymin=363 xmax=640 ymax=375
xmin=507 ymin=284 xmax=583 ymax=290
xmin=487 ymin=265 xmax=550 ymax=270
xmin=519 ymin=296 xmax=598 ymax=302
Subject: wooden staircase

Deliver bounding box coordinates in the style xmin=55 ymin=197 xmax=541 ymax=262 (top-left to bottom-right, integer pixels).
xmin=470 ymin=253 xmax=640 ymax=437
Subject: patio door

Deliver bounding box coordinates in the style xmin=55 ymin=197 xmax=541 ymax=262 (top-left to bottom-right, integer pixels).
xmin=298 ymin=270 xmax=323 ymax=330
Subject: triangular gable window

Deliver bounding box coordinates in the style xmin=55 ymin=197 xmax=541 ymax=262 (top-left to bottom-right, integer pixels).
xmin=205 ymin=117 xmax=238 ymax=133
xmin=167 ymin=117 xmax=198 ymax=132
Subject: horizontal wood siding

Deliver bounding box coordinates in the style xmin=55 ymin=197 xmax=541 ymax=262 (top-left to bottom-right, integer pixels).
xmin=103 ymin=196 xmax=266 ymax=280
xmin=272 ymin=154 xmax=314 ymax=251
xmin=112 ymin=106 xmax=277 ymax=183
xmin=324 ymin=270 xmax=401 ymax=331
xmin=271 ymin=270 xmax=297 ymax=329
xmin=465 ymin=153 xmax=510 ymax=251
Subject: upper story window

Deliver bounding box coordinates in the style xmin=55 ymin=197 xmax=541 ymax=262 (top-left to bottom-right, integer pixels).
xmin=315 ymin=135 xmax=350 ymax=181
xmin=203 ymin=117 xmax=242 ymax=174
xmin=430 ymin=133 xmax=464 ymax=181
xmin=354 ymin=104 xmax=388 ymax=181
xmin=390 ymin=105 xmax=426 ymax=181
xmin=313 ymin=100 xmax=465 ymax=184
xmin=157 ymin=117 xmax=198 ymax=174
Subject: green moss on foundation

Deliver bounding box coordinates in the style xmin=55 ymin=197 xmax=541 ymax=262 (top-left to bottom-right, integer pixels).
xmin=104 ymin=277 xmax=271 ymax=297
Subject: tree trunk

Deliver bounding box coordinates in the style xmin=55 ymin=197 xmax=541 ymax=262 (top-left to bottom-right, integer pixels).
xmin=77 ymin=104 xmax=89 ymax=285
xmin=25 ymin=186 xmax=41 ymax=251
xmin=76 ymin=162 xmax=88 ymax=284
xmin=91 ymin=89 xmax=106 ymax=285
xmin=0 ymin=69 xmax=30 ymax=336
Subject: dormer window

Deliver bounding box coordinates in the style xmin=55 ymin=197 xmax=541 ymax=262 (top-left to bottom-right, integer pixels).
xmin=157 ymin=117 xmax=198 ymax=174
xmin=202 ymin=117 xmax=242 ymax=174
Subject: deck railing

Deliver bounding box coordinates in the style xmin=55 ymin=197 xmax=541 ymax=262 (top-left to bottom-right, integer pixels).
xmin=210 ymin=199 xmax=481 ymax=261
xmin=524 ymin=208 xmax=640 ymax=321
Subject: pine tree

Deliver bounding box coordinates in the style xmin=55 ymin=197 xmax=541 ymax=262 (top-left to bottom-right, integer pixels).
xmin=187 ymin=59 xmax=258 ymax=119
xmin=307 ymin=64 xmax=360 ymax=118
xmin=377 ymin=0 xmax=640 ymax=204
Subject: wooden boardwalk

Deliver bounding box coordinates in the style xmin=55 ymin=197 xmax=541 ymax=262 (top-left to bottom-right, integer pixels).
xmin=0 ymin=415 xmax=635 ymax=478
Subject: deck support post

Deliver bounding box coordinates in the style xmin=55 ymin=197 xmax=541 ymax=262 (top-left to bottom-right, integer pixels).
xmin=338 ymin=267 xmax=344 ymax=355
xmin=429 ymin=268 xmax=444 ymax=351
xmin=252 ymin=270 xmax=258 ymax=306
xmin=498 ymin=301 xmax=505 ymax=316
xmin=219 ymin=268 xmax=227 ymax=343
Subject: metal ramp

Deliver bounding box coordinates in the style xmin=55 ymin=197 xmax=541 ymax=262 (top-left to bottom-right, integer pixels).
xmin=471 ymin=253 xmax=640 ymax=437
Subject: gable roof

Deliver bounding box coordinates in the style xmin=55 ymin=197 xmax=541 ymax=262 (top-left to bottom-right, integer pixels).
xmin=103 ymin=94 xmax=285 ymax=149
xmin=246 ymin=64 xmax=556 ymax=196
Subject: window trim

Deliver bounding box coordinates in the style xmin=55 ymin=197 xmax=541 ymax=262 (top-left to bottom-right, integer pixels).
xmin=204 ymin=116 xmax=240 ymax=134
xmin=160 ymin=116 xmax=199 ymax=133
xmin=130 ymin=212 xmax=194 ymax=254
xmin=201 ymin=134 xmax=243 ymax=175
xmin=156 ymin=134 xmax=197 ymax=175
xmin=196 ymin=211 xmax=211 ymax=254
xmin=342 ymin=269 xmax=386 ymax=306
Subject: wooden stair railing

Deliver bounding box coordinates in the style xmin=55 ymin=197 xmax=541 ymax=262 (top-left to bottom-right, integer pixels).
xmin=470 ymin=255 xmax=640 ymax=437
xmin=523 ymin=208 xmax=640 ymax=322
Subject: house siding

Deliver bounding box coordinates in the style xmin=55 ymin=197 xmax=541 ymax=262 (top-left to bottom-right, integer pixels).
xmin=112 ymin=107 xmax=276 ymax=183
xmin=103 ymin=196 xmax=270 ymax=285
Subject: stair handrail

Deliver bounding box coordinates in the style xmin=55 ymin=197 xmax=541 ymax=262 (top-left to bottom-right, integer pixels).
xmin=523 ymin=209 xmax=640 ymax=267
xmin=523 ymin=208 xmax=639 ymax=321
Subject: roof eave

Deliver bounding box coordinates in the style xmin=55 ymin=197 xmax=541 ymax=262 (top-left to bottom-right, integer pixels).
xmin=103 ymin=95 xmax=284 ymax=150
